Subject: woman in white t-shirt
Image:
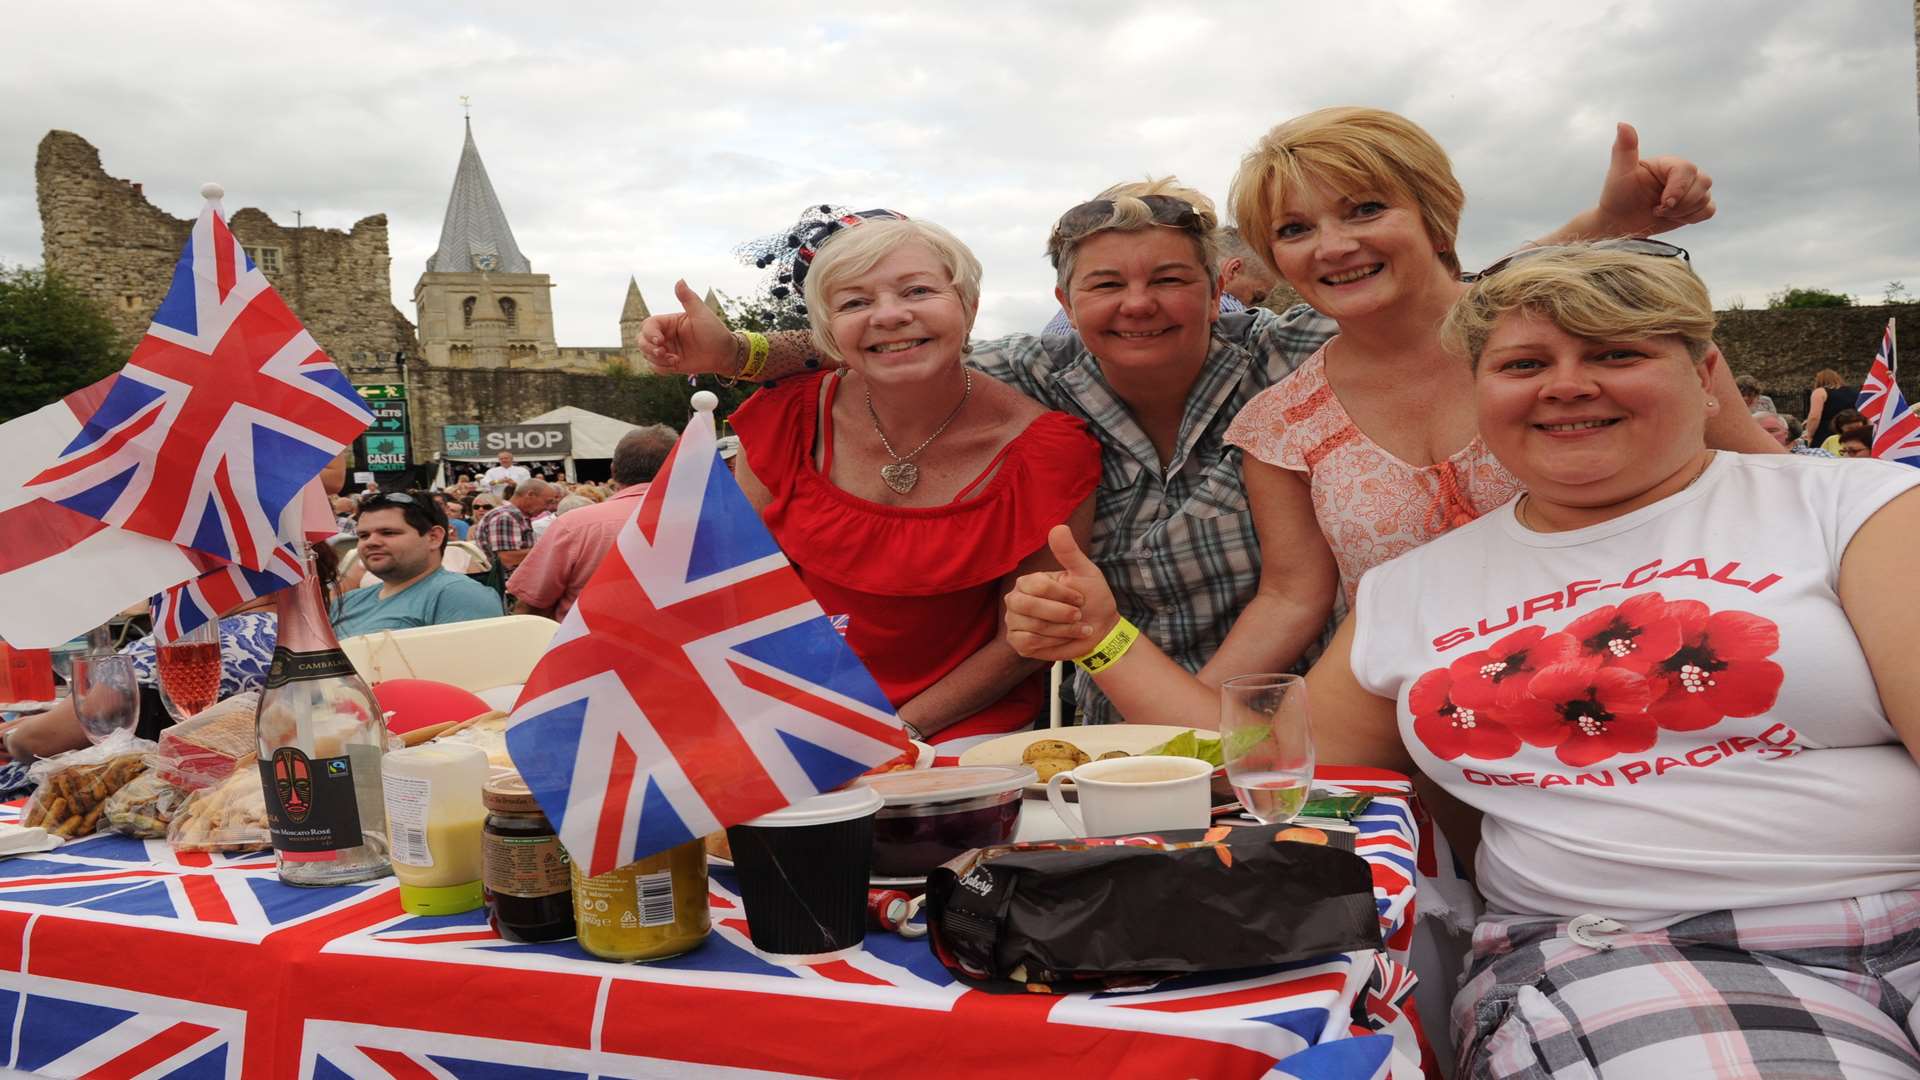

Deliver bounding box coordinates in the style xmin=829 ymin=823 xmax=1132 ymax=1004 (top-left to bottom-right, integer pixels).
xmin=1006 ymin=245 xmax=1920 ymax=1077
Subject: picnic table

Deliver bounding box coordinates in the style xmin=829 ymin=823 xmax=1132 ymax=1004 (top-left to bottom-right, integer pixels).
xmin=0 ymin=770 xmax=1425 ymax=1078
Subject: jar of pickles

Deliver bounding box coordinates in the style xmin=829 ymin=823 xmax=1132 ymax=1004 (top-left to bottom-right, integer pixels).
xmin=481 ymin=773 xmax=575 ymax=944
xmin=571 ymin=839 xmax=710 ymax=962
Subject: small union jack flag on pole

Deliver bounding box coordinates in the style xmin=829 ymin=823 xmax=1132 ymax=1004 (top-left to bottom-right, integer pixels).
xmin=1867 ymin=321 xmax=1920 ymax=467
xmin=504 ymin=395 xmax=912 ymax=876
xmin=1859 ymin=318 xmax=1897 ymax=431
xmin=26 ymin=184 xmax=371 ymax=574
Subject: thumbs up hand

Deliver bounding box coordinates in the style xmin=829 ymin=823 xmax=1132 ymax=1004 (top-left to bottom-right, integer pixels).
xmin=1004 ymin=525 xmax=1120 ymax=662
xmin=1592 ymin=122 xmax=1716 ymax=238
xmin=637 ymin=280 xmax=738 ymax=375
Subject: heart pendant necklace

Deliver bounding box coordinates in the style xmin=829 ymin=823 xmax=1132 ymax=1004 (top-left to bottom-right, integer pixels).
xmin=867 ymin=368 xmax=972 ymax=495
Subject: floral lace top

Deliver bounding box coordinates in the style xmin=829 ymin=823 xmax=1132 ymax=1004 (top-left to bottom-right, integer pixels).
xmin=1225 ymin=344 xmax=1523 ymax=604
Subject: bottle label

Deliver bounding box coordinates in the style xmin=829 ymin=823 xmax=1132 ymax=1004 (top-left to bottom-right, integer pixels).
xmin=263 ymin=646 xmax=359 ymax=690
xmin=383 ymin=773 xmax=433 ymax=868
xmin=483 ymin=832 xmax=572 ymax=898
xmin=260 ymin=747 xmax=365 ymax=857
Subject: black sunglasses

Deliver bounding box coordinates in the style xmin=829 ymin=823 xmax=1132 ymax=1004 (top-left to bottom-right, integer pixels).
xmin=1049 ymin=194 xmax=1205 ymax=261
xmin=1466 ymin=238 xmax=1690 ymax=283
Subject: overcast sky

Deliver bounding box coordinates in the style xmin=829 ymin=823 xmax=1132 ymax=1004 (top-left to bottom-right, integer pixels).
xmin=3 ymin=1 xmax=1916 ymax=345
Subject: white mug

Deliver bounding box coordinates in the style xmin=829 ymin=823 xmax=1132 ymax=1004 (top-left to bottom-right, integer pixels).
xmin=1045 ymin=755 xmax=1214 ymax=838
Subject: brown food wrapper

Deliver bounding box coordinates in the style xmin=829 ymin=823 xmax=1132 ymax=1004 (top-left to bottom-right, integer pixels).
xmin=925 ymin=824 xmax=1382 ymax=994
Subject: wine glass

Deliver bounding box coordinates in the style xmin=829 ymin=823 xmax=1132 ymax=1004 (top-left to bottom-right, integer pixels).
xmin=71 ymin=653 xmax=139 ymax=745
xmin=1219 ymin=673 xmax=1315 ymax=824
xmin=155 ymin=621 xmax=223 ymax=723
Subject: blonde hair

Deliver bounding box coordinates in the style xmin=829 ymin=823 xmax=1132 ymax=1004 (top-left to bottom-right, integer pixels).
xmin=1812 ymin=369 xmax=1844 ymax=390
xmin=1228 ymin=107 xmax=1466 ymax=277
xmin=802 ymin=218 xmax=982 ymax=365
xmin=1047 ymin=176 xmax=1221 ymax=290
xmin=1441 ymin=245 xmax=1717 ymax=366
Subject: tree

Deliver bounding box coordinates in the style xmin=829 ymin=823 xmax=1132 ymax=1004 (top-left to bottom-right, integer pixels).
xmin=1885 ymin=281 xmax=1911 ymax=304
xmin=1766 ymin=286 xmax=1853 ymax=310
xmin=0 ymin=265 xmax=124 ymax=421
xmin=717 ymin=289 xmax=810 ymax=333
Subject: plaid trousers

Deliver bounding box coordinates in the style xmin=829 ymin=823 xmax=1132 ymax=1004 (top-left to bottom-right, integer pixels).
xmin=1455 ymin=889 xmax=1920 ymax=1078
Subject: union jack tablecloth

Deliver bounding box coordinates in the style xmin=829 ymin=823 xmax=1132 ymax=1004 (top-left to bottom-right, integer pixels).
xmin=0 ymin=772 xmax=1424 ymax=1079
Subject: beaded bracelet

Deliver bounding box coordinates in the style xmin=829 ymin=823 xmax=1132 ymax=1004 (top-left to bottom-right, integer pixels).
xmin=1074 ymin=616 xmax=1140 ymax=674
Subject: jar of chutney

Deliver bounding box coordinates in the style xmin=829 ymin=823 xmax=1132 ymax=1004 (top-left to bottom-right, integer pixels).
xmin=481 ymin=773 xmax=575 ymax=943
xmin=571 ymin=839 xmax=710 ymax=962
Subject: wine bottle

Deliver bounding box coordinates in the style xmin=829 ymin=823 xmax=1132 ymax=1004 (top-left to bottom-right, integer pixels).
xmin=255 ymin=545 xmax=392 ymax=885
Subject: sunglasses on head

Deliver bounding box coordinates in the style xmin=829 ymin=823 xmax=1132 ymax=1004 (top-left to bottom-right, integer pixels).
xmin=359 ymin=491 xmax=419 ymax=508
xmin=1050 ymin=194 xmax=1205 ymax=254
xmin=1465 ymin=237 xmax=1689 ymax=283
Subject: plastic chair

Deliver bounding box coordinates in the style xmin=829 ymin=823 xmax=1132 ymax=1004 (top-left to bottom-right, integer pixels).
xmin=339 ymin=614 xmax=559 ymax=693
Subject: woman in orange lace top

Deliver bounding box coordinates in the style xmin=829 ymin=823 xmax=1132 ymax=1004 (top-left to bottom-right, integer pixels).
xmin=1221 ymin=108 xmax=1772 ymax=624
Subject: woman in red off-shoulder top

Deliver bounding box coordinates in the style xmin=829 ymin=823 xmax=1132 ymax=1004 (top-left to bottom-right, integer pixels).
xmin=727 ymin=214 xmax=1098 ymax=753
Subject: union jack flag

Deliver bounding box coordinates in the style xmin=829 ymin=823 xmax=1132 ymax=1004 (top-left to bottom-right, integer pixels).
xmin=150 ymin=540 xmax=307 ymax=641
xmin=1858 ymin=318 xmax=1897 ymax=430
xmin=1865 ymin=321 xmax=1920 ymax=466
xmin=504 ymin=404 xmax=913 ymax=876
xmin=0 ymin=785 xmax=1428 ymax=1077
xmin=25 ymin=191 xmax=371 ymax=574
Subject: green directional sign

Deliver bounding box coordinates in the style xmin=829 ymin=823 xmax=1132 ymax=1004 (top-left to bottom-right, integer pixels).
xmin=355 ymin=383 xmax=407 ymax=401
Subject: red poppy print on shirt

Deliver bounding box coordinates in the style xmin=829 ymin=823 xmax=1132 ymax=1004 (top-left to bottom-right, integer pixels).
xmin=1410 ymin=668 xmax=1521 ymax=761
xmin=1645 ymin=600 xmax=1786 ymax=731
xmin=1502 ymin=659 xmax=1660 ymax=768
xmin=1408 ymin=592 xmax=1784 ymax=768
xmin=1564 ymin=592 xmax=1683 ymax=675
xmin=1447 ymin=626 xmax=1579 ymax=711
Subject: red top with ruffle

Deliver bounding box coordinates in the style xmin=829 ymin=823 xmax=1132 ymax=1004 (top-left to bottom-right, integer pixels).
xmin=730 ymin=371 xmax=1100 ymax=742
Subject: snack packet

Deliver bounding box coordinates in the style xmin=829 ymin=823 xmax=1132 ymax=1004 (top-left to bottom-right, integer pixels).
xmin=20 ymin=732 xmax=156 ymax=840
xmin=925 ymin=823 xmax=1381 ymax=994
xmin=151 ymin=692 xmax=258 ymax=790
xmin=166 ymin=753 xmax=269 ymax=854
xmin=104 ymin=770 xmax=187 ymax=838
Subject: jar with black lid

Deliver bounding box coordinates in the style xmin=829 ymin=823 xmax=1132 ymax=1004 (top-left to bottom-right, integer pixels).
xmin=482 ymin=772 xmax=575 ymax=943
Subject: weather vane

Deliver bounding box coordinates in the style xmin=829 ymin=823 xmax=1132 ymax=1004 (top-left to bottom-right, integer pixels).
xmin=460 ymin=95 xmax=471 ymax=119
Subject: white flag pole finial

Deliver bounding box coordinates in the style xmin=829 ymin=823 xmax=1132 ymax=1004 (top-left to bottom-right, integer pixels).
xmin=690 ymin=390 xmax=719 ymax=413
xmin=200 ymin=182 xmax=224 ymax=202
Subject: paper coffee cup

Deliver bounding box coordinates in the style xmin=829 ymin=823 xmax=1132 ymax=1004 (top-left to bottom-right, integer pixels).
xmin=726 ymin=787 xmax=883 ymax=963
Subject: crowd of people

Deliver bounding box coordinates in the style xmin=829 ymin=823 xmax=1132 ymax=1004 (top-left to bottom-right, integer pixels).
xmin=636 ymin=107 xmax=1920 ymax=1077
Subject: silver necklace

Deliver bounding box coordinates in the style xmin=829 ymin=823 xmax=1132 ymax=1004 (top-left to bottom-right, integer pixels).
xmin=1517 ymin=452 xmax=1714 ymax=531
xmin=866 ymin=368 xmax=972 ymax=494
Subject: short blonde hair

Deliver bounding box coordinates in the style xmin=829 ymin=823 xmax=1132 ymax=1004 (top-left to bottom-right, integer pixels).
xmin=1047 ymin=176 xmax=1221 ymax=290
xmin=1228 ymin=107 xmax=1466 ymax=277
xmin=1441 ymin=245 xmax=1717 ymax=367
xmin=802 ymin=218 xmax=982 ymax=365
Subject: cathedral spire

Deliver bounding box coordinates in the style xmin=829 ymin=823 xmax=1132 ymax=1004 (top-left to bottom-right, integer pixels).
xmin=620 ymin=277 xmax=651 ymax=323
xmin=426 ymin=115 xmax=532 ymax=274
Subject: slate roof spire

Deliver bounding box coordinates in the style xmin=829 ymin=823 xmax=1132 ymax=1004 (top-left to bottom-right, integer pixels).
xmin=426 ymin=117 xmax=532 ymax=274
xmin=620 ymin=277 xmax=651 ymax=322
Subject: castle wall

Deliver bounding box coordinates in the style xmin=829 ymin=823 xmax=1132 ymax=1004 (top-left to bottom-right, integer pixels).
xmin=1713 ymin=302 xmax=1920 ymax=417
xmin=35 ymin=130 xmax=416 ymax=377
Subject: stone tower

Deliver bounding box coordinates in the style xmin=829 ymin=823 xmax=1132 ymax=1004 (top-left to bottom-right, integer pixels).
xmin=412 ymin=119 xmax=557 ymax=368
xmin=618 ymin=277 xmax=654 ymax=374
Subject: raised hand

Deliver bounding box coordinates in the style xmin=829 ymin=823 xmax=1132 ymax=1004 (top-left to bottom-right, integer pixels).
xmin=638 ymin=280 xmax=738 ymax=375
xmin=1004 ymin=525 xmax=1117 ymax=662
xmin=1593 ymin=122 xmax=1716 ymax=237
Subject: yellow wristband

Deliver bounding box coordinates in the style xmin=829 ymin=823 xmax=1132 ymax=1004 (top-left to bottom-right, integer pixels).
xmin=740 ymin=331 xmax=771 ymax=380
xmin=1074 ymin=617 xmax=1139 ymax=674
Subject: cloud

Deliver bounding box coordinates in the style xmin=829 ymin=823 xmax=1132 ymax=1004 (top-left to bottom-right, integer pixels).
xmin=2 ymin=0 xmax=1914 ymax=346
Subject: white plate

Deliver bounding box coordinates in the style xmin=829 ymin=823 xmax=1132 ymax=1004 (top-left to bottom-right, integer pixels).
xmin=957 ymin=725 xmax=1207 ymax=795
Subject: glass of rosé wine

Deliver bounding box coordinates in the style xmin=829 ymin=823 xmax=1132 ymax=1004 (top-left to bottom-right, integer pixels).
xmin=155 ymin=621 xmax=223 ymax=723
